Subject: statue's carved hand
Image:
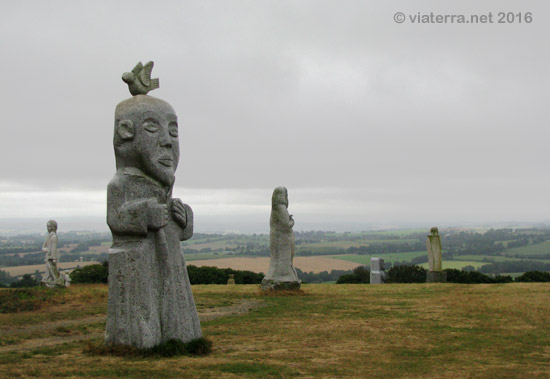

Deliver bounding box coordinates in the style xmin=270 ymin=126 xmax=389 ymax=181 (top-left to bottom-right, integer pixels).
xmin=171 ymin=198 xmax=187 ymax=228
xmin=148 ymin=201 xmax=169 ymax=230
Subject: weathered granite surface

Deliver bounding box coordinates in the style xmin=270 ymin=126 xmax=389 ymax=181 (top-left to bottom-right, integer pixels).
xmin=426 ymin=227 xmax=446 ymax=283
xmin=370 ymin=257 xmax=387 ymax=284
xmin=42 ymin=220 xmax=65 ymax=288
xmin=122 ymin=61 xmax=159 ymax=96
xmin=427 ymin=271 xmax=447 ymax=283
xmin=261 ymin=187 xmax=301 ymax=291
xmin=105 ymin=62 xmax=201 ymax=348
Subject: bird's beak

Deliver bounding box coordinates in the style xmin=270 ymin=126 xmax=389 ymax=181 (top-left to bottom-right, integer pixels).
xmin=121 ymin=72 xmax=133 ymax=83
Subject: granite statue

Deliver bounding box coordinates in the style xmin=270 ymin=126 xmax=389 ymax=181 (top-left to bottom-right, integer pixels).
xmin=105 ymin=61 xmax=202 ymax=348
xmin=227 ymin=274 xmax=236 ymax=285
xmin=426 ymin=227 xmax=447 ymax=283
xmin=42 ymin=220 xmax=65 ymax=288
xmin=370 ymin=257 xmax=387 ymax=284
xmin=261 ymin=187 xmax=301 ymax=290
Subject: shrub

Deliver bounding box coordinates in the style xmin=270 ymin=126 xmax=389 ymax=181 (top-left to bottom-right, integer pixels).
xmin=70 ymin=261 xmax=108 ymax=284
xmin=10 ymin=274 xmax=39 ymax=288
xmin=336 ymin=266 xmax=370 ymax=284
xmin=444 ymin=269 xmax=512 ymax=284
xmin=336 ymin=274 xmax=361 ymax=284
xmin=515 ymin=271 xmax=550 ymax=282
xmin=386 ymin=265 xmax=427 ymax=283
xmin=186 ymin=265 xmax=263 ymax=285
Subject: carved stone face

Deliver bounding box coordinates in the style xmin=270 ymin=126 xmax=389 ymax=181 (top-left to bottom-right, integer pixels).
xmin=47 ymin=220 xmax=57 ymax=233
xmin=272 ymin=187 xmax=289 ymax=208
xmin=114 ymin=95 xmax=180 ymax=187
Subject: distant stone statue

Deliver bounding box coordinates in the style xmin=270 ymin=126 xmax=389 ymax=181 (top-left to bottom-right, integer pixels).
xmin=42 ymin=220 xmax=64 ymax=288
xmin=261 ymin=187 xmax=301 ymax=290
xmin=62 ymin=272 xmax=72 ymax=287
xmin=227 ymin=274 xmax=236 ymax=285
xmin=426 ymin=227 xmax=447 ymax=283
xmin=370 ymin=257 xmax=387 ymax=284
xmin=105 ymin=62 xmax=202 ymax=348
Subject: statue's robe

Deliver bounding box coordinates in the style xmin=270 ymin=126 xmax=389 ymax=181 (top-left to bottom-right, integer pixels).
xmin=43 ymin=231 xmax=60 ymax=286
xmin=427 ymin=234 xmax=443 ymax=272
xmin=105 ymin=167 xmax=201 ymax=348
xmin=264 ymin=203 xmax=300 ymax=284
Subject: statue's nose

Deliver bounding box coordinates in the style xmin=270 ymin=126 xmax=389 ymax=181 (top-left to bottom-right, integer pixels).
xmin=159 ymin=127 xmax=172 ymax=148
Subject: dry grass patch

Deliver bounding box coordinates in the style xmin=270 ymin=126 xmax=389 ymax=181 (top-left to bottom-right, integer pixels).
xmin=0 ymin=283 xmax=549 ymax=377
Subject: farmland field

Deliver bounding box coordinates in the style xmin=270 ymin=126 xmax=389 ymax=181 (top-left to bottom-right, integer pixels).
xmin=2 ymin=261 xmax=100 ymax=276
xmin=0 ymin=283 xmax=549 ymax=377
xmin=189 ymin=256 xmax=361 ymax=273
xmin=503 ymin=241 xmax=550 ymax=257
xmin=329 ymin=251 xmax=425 ymax=265
xmin=296 ymin=238 xmax=421 ymax=251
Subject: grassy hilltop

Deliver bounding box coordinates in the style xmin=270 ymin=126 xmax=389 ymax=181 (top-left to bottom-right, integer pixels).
xmin=1 ymin=283 xmax=549 ymax=378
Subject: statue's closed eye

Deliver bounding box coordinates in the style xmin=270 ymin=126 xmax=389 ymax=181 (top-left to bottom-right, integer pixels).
xmin=169 ymin=123 xmax=178 ymax=137
xmin=143 ymin=120 xmax=160 ymax=133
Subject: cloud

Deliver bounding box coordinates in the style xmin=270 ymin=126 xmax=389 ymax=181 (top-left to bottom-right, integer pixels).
xmin=0 ymin=0 xmax=549 ymax=227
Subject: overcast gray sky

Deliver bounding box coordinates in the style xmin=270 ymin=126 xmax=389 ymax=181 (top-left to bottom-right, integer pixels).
xmin=1 ymin=0 xmax=549 ymax=232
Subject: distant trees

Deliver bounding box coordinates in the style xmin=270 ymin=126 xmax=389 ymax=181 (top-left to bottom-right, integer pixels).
xmin=336 ymin=266 xmax=370 ymax=284
xmin=0 ymin=269 xmax=15 ymax=286
xmin=70 ymin=262 xmax=109 ymax=284
xmin=10 ymin=274 xmax=39 ymax=288
xmin=297 ymin=268 xmax=353 ymax=283
xmin=186 ymin=265 xmax=264 ymax=285
xmin=515 ymin=271 xmax=550 ymax=282
xmin=386 ymin=265 xmax=427 ymax=283
xmin=34 ymin=269 xmax=43 ymax=282
xmin=479 ymin=261 xmax=550 ymax=274
xmin=444 ymin=269 xmax=512 ymax=284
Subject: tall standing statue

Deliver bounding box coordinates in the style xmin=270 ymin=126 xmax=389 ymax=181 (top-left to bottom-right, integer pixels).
xmin=105 ymin=61 xmax=202 ymax=348
xmin=42 ymin=220 xmax=64 ymax=288
xmin=261 ymin=187 xmax=301 ymax=290
xmin=426 ymin=226 xmax=447 ymax=283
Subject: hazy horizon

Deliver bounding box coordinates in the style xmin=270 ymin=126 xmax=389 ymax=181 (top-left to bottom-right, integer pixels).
xmin=1 ymin=216 xmax=548 ymax=237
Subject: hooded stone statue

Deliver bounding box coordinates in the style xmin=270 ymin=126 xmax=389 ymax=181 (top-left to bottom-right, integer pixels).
xmin=105 ymin=62 xmax=202 ymax=348
xmin=426 ymin=226 xmax=447 ymax=283
xmin=261 ymin=187 xmax=301 ymax=290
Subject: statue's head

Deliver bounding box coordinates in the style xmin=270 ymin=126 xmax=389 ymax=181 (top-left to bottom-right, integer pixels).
xmin=113 ymin=95 xmax=180 ymax=187
xmin=272 ymin=187 xmax=289 ymax=208
xmin=47 ymin=220 xmax=57 ymax=233
xmin=430 ymin=226 xmax=439 ymax=236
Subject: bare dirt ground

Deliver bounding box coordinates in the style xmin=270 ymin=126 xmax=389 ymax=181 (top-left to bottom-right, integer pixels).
xmin=188 ymin=256 xmax=361 ymax=273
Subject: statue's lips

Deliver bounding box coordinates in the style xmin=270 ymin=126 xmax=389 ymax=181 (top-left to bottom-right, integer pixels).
xmin=158 ymin=157 xmax=173 ymax=167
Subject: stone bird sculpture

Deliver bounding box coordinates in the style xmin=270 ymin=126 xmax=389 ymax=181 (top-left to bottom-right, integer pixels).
xmin=122 ymin=61 xmax=160 ymax=96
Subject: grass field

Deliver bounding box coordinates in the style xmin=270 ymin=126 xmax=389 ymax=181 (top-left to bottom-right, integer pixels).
xmin=296 ymin=238 xmax=421 ymax=252
xmin=0 ymin=283 xmax=549 ymax=377
xmin=503 ymin=241 xmax=550 ymax=257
